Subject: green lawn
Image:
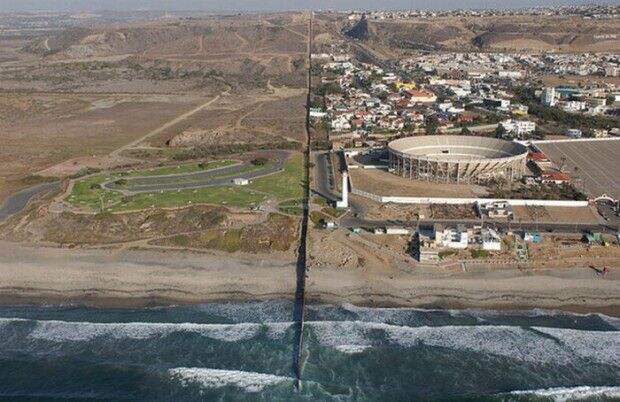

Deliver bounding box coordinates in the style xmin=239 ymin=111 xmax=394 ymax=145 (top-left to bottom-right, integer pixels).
xmin=125 ymin=159 xmax=236 ymax=177
xmin=67 ymin=175 xmax=124 ymax=210
xmin=110 ymin=186 xmax=268 ymax=211
xmin=68 ymin=153 xmax=303 ymax=212
xmin=248 ymin=154 xmax=304 ymax=200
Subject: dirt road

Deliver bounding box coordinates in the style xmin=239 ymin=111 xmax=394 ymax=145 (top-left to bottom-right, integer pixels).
xmin=110 ymin=90 xmax=229 ymax=157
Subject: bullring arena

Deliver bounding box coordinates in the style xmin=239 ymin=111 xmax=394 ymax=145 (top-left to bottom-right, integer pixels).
xmin=388 ymin=135 xmax=528 ymax=183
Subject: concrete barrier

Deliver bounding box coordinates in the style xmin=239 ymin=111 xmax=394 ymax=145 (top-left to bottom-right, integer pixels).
xmin=352 ymin=190 xmax=589 ymax=207
xmin=531 ymin=137 xmax=620 ymax=145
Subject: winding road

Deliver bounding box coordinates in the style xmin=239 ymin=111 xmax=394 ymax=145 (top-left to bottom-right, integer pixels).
xmin=0 ymin=182 xmax=60 ymax=222
xmin=103 ymin=151 xmax=289 ymax=194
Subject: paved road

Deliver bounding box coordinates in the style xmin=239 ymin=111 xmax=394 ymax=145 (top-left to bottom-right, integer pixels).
xmin=104 ymin=151 xmax=290 ymax=194
xmin=312 ymin=151 xmax=338 ymax=202
xmin=0 ymin=181 xmax=60 ymax=222
xmin=313 ymin=150 xmax=368 ymax=215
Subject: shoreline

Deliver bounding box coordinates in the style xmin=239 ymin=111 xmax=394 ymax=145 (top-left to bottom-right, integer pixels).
xmin=0 ymin=241 xmax=618 ymax=317
xmin=1 ymin=291 xmax=618 ymax=318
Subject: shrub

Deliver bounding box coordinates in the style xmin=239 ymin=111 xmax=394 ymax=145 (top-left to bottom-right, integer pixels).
xmin=171 ymin=234 xmax=190 ymax=247
xmin=251 ymin=157 xmax=268 ymax=166
xmin=471 ymin=249 xmax=491 ymax=259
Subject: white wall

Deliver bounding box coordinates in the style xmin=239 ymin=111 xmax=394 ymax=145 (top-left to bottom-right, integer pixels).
xmin=351 ymin=188 xmax=589 ymax=207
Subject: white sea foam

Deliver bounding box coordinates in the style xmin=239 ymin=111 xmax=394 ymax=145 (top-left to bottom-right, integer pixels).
xmin=334 ymin=345 xmax=371 ymax=354
xmin=320 ymin=304 xmax=620 ymax=329
xmin=307 ymin=321 xmax=620 ymax=365
xmin=2 ymin=317 xmax=618 ymax=367
xmin=23 ymin=320 xmax=288 ymax=343
xmin=508 ymin=385 xmax=620 ymax=401
xmin=169 ymin=367 xmax=292 ymax=393
xmin=532 ymin=327 xmax=620 ymax=366
xmin=194 ymin=300 xmax=293 ymax=323
xmin=0 ymin=317 xmax=26 ymax=326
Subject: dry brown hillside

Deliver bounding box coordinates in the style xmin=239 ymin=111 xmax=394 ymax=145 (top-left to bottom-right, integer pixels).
xmin=346 ymin=15 xmax=620 ymax=54
xmin=0 ymin=12 xmax=314 ymax=203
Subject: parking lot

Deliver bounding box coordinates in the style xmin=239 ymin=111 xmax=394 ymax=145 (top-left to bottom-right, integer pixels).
xmin=538 ymin=139 xmax=620 ymax=200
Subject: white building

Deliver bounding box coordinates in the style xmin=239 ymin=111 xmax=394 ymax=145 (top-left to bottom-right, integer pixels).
xmin=562 ymin=101 xmax=586 ymax=113
xmin=542 ymin=87 xmax=556 ymax=107
xmin=310 ymin=109 xmax=327 ymax=118
xmin=500 ymin=119 xmax=536 ymax=136
xmin=333 ymin=55 xmax=351 ymax=62
xmin=482 ymin=228 xmax=502 ymax=251
xmin=331 ymin=116 xmax=352 ymax=132
xmin=592 ymin=129 xmax=608 ymax=138
xmin=565 ymin=128 xmax=582 ymax=138
xmin=386 ymin=227 xmax=411 ymax=235
xmin=232 ymin=178 xmax=249 ymax=186
xmin=498 ymin=70 xmax=523 ymax=79
xmin=438 ymin=227 xmax=468 ymax=249
xmin=604 ymin=65 xmax=619 ymax=77
xmin=477 ymin=201 xmax=514 ymax=219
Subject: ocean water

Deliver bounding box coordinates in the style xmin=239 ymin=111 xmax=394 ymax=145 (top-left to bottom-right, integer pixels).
xmin=0 ymin=301 xmax=618 ymax=401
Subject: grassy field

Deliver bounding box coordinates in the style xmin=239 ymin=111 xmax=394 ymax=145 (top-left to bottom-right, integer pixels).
xmin=249 ymin=154 xmax=304 ymax=200
xmin=67 ymin=175 xmax=124 ymax=210
xmin=125 ymin=159 xmax=237 ymax=177
xmin=278 ymin=198 xmax=304 ymax=215
xmin=110 ymin=186 xmax=268 ymax=211
xmin=68 ymin=153 xmax=303 ymax=212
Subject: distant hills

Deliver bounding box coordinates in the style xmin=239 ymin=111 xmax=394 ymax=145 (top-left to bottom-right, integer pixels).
xmin=344 ymin=14 xmax=620 ymax=53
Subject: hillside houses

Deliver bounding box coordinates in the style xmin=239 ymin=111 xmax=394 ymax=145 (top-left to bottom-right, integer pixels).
xmin=311 ymin=41 xmax=617 ymax=146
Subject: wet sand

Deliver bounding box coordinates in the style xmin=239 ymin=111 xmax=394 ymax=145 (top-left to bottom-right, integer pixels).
xmin=0 ymin=241 xmax=618 ymax=316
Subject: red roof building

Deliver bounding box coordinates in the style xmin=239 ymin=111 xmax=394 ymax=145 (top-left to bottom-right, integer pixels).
xmin=540 ymin=170 xmax=571 ymax=183
xmin=528 ymin=151 xmax=548 ymax=162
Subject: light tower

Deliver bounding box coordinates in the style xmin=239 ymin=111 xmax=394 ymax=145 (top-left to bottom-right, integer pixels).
xmin=336 ymin=171 xmax=349 ymax=208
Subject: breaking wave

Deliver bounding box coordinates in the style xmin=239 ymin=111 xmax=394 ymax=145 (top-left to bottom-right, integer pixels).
xmin=1 ymin=317 xmax=617 ymax=367
xmin=169 ymin=367 xmax=292 ymax=393
xmin=308 ymin=321 xmax=620 ymax=365
xmin=507 ymin=385 xmax=620 ymax=401
xmin=0 ymin=304 xmax=617 ymax=400
xmin=2 ymin=318 xmax=291 ymax=343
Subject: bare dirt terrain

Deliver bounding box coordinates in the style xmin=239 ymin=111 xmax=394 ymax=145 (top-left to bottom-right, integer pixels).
xmin=343 ymin=14 xmax=620 ymax=55
xmin=349 ymin=168 xmax=488 ymax=198
xmin=0 ymin=12 xmax=313 ymax=204
xmin=512 ymin=205 xmax=602 ymax=224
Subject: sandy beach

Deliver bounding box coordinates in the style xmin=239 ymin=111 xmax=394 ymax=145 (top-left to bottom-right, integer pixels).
xmin=0 ymin=241 xmax=618 ymax=316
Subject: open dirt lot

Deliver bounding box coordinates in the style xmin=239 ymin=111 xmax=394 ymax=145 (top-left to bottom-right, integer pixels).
xmin=512 ymin=205 xmax=602 ymax=224
xmin=0 ymin=13 xmax=312 ymax=204
xmin=349 ymin=168 xmax=489 ymax=198
xmin=0 ymin=93 xmax=204 ymax=187
xmin=537 ymin=140 xmax=620 ymax=200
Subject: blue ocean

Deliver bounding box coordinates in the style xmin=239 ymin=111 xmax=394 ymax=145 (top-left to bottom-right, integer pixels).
xmin=0 ymin=301 xmax=618 ymax=401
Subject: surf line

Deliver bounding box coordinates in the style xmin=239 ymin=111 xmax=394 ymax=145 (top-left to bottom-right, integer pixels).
xmin=292 ymin=11 xmax=313 ymax=392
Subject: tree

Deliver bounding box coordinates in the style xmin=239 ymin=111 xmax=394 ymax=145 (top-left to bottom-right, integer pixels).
xmin=494 ymin=124 xmax=507 ymax=138
xmin=460 ymin=126 xmax=471 ymax=136
xmin=425 ymin=115 xmax=439 ymax=135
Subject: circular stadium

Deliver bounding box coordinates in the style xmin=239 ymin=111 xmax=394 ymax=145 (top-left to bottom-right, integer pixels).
xmin=387 ymin=135 xmax=528 ymax=183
